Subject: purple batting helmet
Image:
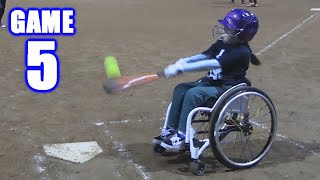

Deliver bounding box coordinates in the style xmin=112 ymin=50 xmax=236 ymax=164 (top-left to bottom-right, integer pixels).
xmin=218 ymin=9 xmax=259 ymax=42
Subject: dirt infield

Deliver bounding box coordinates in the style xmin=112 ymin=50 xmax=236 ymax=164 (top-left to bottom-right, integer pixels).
xmin=1 ymin=0 xmax=320 ymax=179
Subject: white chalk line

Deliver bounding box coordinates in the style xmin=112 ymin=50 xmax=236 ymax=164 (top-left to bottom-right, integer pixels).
xmin=13 ymin=125 xmax=49 ymax=179
xmin=33 ymin=153 xmax=49 ymax=179
xmin=29 ymin=133 xmax=50 ymax=179
xmin=256 ymin=13 xmax=319 ymax=56
xmin=1 ymin=92 xmax=49 ymax=178
xmin=0 ymin=90 xmax=27 ymax=100
xmin=99 ymin=117 xmax=165 ymax=125
xmin=102 ymin=118 xmax=320 ymax=157
xmin=0 ymin=90 xmax=27 ymax=110
xmin=253 ymin=12 xmax=320 ymax=157
xmin=6 ymin=125 xmax=49 ymax=178
xmin=251 ymin=121 xmax=320 ymax=157
xmin=310 ymin=8 xmax=320 ymax=11
xmin=94 ymin=121 xmax=152 ymax=180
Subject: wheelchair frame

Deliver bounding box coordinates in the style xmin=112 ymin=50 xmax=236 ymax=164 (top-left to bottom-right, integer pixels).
xmin=158 ymin=82 xmax=277 ymax=175
xmin=162 ymin=83 xmax=248 ymax=159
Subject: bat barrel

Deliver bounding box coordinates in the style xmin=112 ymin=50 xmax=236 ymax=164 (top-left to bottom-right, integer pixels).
xmin=103 ymin=73 xmax=161 ymax=94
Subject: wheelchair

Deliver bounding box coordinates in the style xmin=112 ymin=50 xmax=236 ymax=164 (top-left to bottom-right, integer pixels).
xmin=153 ymin=83 xmax=277 ymax=175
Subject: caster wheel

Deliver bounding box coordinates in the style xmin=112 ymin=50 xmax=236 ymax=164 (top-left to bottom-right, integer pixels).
xmin=189 ymin=160 xmax=205 ymax=176
xmin=153 ymin=144 xmax=166 ymax=155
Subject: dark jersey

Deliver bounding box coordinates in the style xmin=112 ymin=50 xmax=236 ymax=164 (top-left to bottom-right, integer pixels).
xmin=202 ymin=40 xmax=252 ymax=85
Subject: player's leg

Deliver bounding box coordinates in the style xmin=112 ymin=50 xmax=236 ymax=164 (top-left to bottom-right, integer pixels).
xmin=253 ymin=0 xmax=257 ymax=6
xmin=161 ymin=85 xmax=231 ymax=150
xmin=152 ymin=82 xmax=200 ymax=144
xmin=0 ymin=0 xmax=6 ymax=28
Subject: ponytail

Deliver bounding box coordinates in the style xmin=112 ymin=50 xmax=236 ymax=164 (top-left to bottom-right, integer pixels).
xmin=251 ymin=53 xmax=261 ymax=66
xmin=246 ymin=43 xmax=261 ymax=66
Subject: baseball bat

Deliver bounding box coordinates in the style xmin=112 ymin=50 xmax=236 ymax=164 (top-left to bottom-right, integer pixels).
xmin=103 ymin=71 xmax=165 ymax=94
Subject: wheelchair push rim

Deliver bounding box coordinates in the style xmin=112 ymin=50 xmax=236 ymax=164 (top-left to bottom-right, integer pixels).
xmin=211 ymin=88 xmax=277 ymax=169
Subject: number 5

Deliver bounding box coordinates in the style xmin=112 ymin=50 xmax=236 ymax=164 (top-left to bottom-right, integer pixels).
xmin=25 ymin=39 xmax=60 ymax=93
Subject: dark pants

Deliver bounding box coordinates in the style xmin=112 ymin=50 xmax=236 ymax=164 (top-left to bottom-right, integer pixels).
xmin=167 ymin=81 xmax=231 ymax=133
xmin=230 ymin=0 xmax=245 ymax=3
xmin=0 ymin=0 xmax=6 ymax=23
xmin=249 ymin=0 xmax=257 ymax=3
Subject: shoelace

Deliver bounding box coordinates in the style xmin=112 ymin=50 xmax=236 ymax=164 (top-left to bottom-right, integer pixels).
xmin=160 ymin=128 xmax=171 ymax=138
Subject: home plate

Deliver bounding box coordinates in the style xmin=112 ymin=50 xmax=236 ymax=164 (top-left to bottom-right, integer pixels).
xmin=43 ymin=141 xmax=103 ymax=163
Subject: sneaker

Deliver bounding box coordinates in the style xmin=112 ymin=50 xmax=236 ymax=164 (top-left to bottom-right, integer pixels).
xmin=152 ymin=127 xmax=175 ymax=144
xmin=0 ymin=23 xmax=6 ymax=28
xmin=160 ymin=133 xmax=185 ymax=151
xmin=246 ymin=3 xmax=257 ymax=7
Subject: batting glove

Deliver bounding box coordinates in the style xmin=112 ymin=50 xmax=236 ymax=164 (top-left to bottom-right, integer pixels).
xmin=163 ymin=64 xmax=183 ymax=78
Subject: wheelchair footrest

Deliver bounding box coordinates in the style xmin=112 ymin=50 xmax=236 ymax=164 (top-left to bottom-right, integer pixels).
xmin=192 ymin=120 xmax=210 ymax=123
xmin=194 ymin=130 xmax=209 ymax=135
xmin=193 ymin=138 xmax=206 ymax=148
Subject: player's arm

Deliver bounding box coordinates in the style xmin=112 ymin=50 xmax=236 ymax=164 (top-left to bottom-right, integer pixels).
xmin=176 ymin=59 xmax=221 ymax=72
xmin=163 ymin=58 xmax=221 ymax=78
xmin=176 ymin=54 xmax=209 ymax=64
xmin=175 ymin=40 xmax=221 ymax=64
xmin=163 ymin=41 xmax=221 ymax=77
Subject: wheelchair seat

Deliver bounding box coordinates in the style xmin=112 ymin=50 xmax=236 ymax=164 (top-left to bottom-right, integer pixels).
xmin=201 ymin=79 xmax=251 ymax=108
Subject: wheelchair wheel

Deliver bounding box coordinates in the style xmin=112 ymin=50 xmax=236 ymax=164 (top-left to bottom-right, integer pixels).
xmin=209 ymin=86 xmax=277 ymax=170
xmin=153 ymin=144 xmax=166 ymax=155
xmin=189 ymin=160 xmax=205 ymax=176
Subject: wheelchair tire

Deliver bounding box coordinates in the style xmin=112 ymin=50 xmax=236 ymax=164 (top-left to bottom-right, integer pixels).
xmin=153 ymin=144 xmax=166 ymax=156
xmin=189 ymin=160 xmax=205 ymax=176
xmin=209 ymin=86 xmax=277 ymax=170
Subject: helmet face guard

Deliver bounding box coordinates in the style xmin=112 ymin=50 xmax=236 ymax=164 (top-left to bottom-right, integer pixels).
xmin=216 ymin=9 xmax=259 ymax=42
xmin=212 ymin=25 xmax=241 ymax=41
xmin=212 ymin=25 xmax=224 ymax=39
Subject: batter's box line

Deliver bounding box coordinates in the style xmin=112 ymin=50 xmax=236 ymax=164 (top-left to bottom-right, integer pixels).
xmin=251 ymin=122 xmax=320 ymax=158
xmin=256 ymin=12 xmax=319 ymax=56
xmin=94 ymin=117 xmax=165 ymax=125
xmin=95 ymin=119 xmax=320 ymax=159
xmin=93 ymin=121 xmax=152 ymax=180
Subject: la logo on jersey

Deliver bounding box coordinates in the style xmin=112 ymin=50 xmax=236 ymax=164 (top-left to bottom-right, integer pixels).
xmin=8 ymin=7 xmax=76 ymax=93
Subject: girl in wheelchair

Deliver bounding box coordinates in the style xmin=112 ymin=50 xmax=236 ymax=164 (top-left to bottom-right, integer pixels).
xmin=152 ymin=8 xmax=261 ymax=151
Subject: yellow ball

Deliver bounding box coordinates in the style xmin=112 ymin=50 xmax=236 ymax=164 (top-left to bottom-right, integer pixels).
xmin=104 ymin=56 xmax=121 ymax=79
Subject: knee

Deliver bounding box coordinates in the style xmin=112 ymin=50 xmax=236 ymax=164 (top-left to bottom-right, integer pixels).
xmin=184 ymin=88 xmax=202 ymax=103
xmin=173 ymin=83 xmax=187 ymax=92
xmin=172 ymin=83 xmax=188 ymax=96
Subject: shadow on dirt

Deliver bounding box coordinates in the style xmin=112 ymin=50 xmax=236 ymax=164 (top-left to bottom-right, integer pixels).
xmin=125 ymin=139 xmax=320 ymax=176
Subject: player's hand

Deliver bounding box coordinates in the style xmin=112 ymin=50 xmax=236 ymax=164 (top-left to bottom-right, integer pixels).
xmin=163 ymin=64 xmax=183 ymax=78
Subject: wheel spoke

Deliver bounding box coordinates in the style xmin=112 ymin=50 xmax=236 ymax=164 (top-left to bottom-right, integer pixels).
xmin=239 ymin=135 xmax=251 ymax=161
